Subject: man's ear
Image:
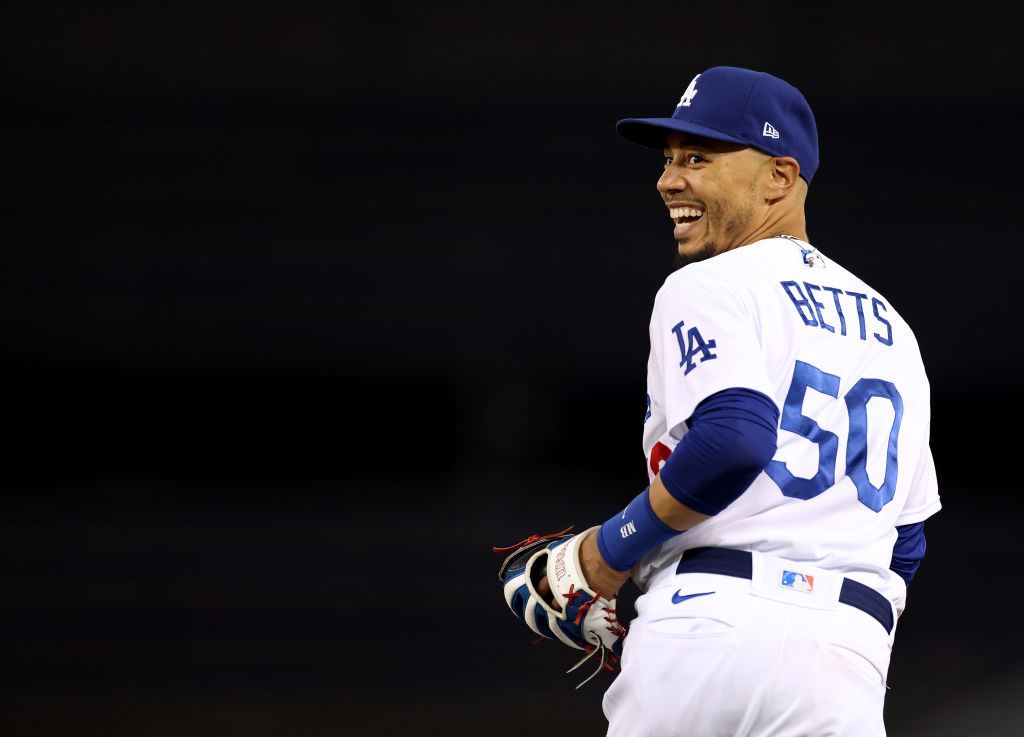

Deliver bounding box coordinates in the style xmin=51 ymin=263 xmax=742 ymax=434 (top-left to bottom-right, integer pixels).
xmin=765 ymin=156 xmax=800 ymax=201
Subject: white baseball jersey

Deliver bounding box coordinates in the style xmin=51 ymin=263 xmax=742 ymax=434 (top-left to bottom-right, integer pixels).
xmin=635 ymin=236 xmax=941 ymax=615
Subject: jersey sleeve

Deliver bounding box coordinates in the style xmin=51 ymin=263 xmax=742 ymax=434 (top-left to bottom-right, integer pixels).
xmin=650 ymin=274 xmax=775 ymax=432
xmin=895 ymin=443 xmax=941 ymax=525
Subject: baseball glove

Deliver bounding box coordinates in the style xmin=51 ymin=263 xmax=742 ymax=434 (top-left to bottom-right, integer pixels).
xmin=493 ymin=525 xmax=627 ymax=687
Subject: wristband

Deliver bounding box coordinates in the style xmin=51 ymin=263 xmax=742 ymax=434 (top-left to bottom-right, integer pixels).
xmin=596 ymin=487 xmax=682 ymax=572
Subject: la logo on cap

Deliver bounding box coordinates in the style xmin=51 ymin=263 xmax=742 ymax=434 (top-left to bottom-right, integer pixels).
xmin=676 ymin=74 xmax=701 ymax=108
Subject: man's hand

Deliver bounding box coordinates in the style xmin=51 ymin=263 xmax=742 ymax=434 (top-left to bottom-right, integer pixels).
xmin=537 ymin=528 xmax=632 ymax=611
xmin=495 ymin=526 xmax=627 ymax=655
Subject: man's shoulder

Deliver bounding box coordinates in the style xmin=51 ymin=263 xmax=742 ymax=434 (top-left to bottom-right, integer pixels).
xmin=656 ymin=238 xmax=795 ymax=299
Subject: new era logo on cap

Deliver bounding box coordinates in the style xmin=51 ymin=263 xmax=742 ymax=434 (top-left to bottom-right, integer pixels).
xmin=763 ymin=122 xmax=780 ymax=139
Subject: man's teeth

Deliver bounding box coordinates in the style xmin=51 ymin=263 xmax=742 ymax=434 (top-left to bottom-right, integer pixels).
xmin=670 ymin=207 xmax=703 ymax=220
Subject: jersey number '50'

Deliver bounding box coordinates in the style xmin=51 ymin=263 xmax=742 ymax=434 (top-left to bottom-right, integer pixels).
xmin=765 ymin=360 xmax=904 ymax=513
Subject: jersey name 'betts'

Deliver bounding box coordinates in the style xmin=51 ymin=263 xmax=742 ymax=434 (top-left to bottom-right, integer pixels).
xmin=639 ymin=236 xmax=940 ymax=615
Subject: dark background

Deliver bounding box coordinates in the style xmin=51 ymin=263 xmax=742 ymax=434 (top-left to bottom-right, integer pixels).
xmin=1 ymin=2 xmax=1021 ymax=735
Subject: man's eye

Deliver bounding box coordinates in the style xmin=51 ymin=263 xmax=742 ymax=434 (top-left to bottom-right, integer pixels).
xmin=687 ymin=153 xmax=706 ymax=165
xmin=663 ymin=156 xmax=673 ymax=168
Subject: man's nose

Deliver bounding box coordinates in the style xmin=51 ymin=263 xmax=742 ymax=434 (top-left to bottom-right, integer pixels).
xmin=657 ymin=165 xmax=686 ymax=195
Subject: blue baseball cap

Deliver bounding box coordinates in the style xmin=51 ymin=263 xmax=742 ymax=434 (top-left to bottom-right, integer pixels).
xmin=616 ymin=66 xmax=819 ymax=183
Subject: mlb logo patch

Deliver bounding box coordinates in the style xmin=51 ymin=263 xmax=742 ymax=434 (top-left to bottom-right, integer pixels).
xmin=780 ymin=570 xmax=814 ymax=593
xmin=801 ymin=248 xmax=826 ymax=268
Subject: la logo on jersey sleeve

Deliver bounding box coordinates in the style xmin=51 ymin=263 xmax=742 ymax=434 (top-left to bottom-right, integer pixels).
xmin=670 ymin=319 xmax=717 ymax=375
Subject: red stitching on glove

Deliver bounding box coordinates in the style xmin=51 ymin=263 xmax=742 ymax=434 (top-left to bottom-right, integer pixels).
xmin=573 ymin=590 xmax=603 ymax=626
xmin=491 ymin=526 xmax=575 ymax=553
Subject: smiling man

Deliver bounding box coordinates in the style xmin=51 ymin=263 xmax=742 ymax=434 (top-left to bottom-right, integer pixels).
xmin=659 ymin=132 xmax=807 ymax=269
xmin=496 ymin=67 xmax=940 ymax=736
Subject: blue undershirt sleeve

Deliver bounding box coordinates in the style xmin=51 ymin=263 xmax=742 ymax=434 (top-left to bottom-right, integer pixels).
xmin=890 ymin=522 xmax=926 ymax=585
xmin=657 ymin=387 xmax=780 ymax=516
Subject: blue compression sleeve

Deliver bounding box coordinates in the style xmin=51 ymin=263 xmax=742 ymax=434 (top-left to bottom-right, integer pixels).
xmin=890 ymin=522 xmax=926 ymax=585
xmin=594 ymin=388 xmax=778 ymax=574
xmin=658 ymin=388 xmax=780 ymax=516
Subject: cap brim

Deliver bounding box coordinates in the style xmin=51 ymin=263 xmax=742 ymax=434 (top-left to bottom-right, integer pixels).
xmin=616 ymin=117 xmax=750 ymax=149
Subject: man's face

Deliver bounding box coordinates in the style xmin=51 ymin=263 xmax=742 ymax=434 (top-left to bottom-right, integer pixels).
xmin=658 ymin=131 xmax=770 ymax=268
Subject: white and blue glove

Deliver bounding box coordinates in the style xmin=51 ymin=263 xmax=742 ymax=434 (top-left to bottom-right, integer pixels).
xmin=494 ymin=526 xmax=627 ymax=687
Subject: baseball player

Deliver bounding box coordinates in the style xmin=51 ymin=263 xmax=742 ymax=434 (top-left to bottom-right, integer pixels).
xmin=496 ymin=66 xmax=940 ymax=736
